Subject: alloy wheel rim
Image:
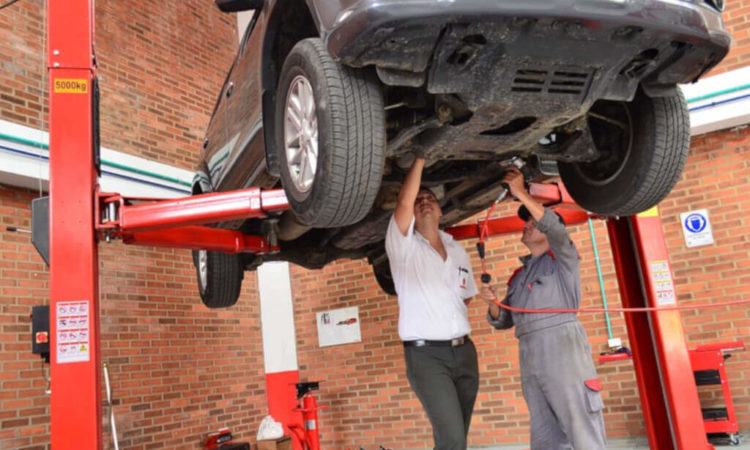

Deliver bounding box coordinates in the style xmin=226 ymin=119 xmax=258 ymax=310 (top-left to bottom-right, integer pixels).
xmin=284 ymin=75 xmax=318 ymax=193
xmin=198 ymin=250 xmax=208 ymax=291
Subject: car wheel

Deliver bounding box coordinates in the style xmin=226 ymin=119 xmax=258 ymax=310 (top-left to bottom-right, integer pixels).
xmin=275 ymin=38 xmax=385 ymax=228
xmin=193 ymin=249 xmax=244 ymax=308
xmin=559 ymin=88 xmax=689 ymax=216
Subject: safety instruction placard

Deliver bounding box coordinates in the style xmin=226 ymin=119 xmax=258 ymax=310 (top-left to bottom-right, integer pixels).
xmin=650 ymin=261 xmax=676 ymax=305
xmin=56 ymin=301 xmax=90 ymax=363
xmin=680 ymin=209 xmax=714 ymax=248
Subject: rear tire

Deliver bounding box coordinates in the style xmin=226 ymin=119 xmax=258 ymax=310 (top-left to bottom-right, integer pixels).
xmin=559 ymin=88 xmax=690 ymax=216
xmin=275 ymin=38 xmax=385 ymax=227
xmin=194 ymin=249 xmax=244 ymax=308
xmin=371 ymin=256 xmax=396 ymax=296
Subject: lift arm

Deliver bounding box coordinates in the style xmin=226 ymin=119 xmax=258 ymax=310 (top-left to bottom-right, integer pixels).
xmin=445 ymin=181 xmax=591 ymax=240
xmin=95 ymin=188 xmax=288 ymax=253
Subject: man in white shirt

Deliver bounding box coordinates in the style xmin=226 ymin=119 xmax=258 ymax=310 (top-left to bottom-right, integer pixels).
xmin=385 ymin=156 xmax=479 ymax=450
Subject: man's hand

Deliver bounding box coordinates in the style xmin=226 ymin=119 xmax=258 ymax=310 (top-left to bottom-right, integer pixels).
xmin=480 ymin=283 xmax=496 ymax=303
xmin=502 ymin=166 xmax=545 ymax=222
xmin=481 ymin=283 xmax=501 ymax=320
xmin=500 ymin=166 xmax=525 ymax=197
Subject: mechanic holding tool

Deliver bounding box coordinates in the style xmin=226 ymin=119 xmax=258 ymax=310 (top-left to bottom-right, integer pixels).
xmin=481 ymin=167 xmax=607 ymax=450
xmin=386 ymin=156 xmax=479 ymax=450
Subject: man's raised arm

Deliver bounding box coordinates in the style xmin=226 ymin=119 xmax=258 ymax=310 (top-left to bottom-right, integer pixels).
xmin=393 ymin=157 xmax=425 ymax=236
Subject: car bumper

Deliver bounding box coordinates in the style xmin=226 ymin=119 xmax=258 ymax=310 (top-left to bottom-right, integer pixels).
xmin=322 ymin=0 xmax=730 ymax=85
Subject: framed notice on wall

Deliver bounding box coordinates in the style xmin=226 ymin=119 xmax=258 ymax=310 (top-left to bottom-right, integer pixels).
xmin=680 ymin=209 xmax=714 ymax=248
xmin=316 ymin=306 xmax=361 ymax=347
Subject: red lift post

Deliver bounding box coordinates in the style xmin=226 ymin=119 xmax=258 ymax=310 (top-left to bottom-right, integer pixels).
xmin=46 ymin=0 xmax=716 ymax=448
xmin=609 ymin=212 xmax=712 ymax=449
xmin=47 ymin=0 xmax=101 ymax=447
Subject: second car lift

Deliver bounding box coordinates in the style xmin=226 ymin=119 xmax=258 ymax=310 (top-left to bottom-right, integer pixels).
xmin=44 ymin=0 xmax=724 ymax=448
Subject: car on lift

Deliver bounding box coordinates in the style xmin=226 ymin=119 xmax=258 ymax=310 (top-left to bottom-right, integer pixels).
xmin=192 ymin=0 xmax=730 ymax=307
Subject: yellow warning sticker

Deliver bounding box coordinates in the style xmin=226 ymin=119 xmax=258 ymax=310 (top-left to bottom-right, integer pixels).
xmin=53 ymin=78 xmax=88 ymax=94
xmin=637 ymin=206 xmax=659 ymax=218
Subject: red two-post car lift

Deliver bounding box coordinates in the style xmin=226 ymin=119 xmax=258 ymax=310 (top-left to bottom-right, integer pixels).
xmin=46 ymin=0 xmax=716 ymax=448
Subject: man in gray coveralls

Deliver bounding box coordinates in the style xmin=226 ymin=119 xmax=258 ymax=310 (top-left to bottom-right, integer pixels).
xmin=481 ymin=167 xmax=607 ymax=450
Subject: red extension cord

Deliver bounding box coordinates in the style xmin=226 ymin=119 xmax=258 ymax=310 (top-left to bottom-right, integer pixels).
xmin=478 ymin=204 xmax=750 ymax=314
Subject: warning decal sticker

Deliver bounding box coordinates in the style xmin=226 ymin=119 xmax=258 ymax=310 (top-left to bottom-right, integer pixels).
xmin=650 ymin=261 xmax=676 ymax=306
xmin=56 ymin=301 xmax=90 ymax=363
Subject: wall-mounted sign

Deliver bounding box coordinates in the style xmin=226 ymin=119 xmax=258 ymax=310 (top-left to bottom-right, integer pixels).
xmin=680 ymin=209 xmax=714 ymax=248
xmin=316 ymin=306 xmax=361 ymax=347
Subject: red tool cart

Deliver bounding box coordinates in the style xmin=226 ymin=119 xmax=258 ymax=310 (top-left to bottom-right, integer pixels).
xmin=689 ymin=340 xmax=746 ymax=446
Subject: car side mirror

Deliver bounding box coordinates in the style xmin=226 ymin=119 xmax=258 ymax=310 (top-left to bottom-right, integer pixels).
xmin=215 ymin=0 xmax=263 ymax=13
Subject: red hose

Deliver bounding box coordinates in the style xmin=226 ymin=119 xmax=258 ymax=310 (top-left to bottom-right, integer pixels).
xmin=493 ymin=297 xmax=750 ymax=314
xmin=477 ymin=204 xmax=750 ymax=313
xmin=479 ymin=201 xmax=497 ymax=276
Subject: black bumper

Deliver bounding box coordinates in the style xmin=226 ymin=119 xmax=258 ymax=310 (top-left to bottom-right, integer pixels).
xmin=321 ymin=0 xmax=730 ymax=91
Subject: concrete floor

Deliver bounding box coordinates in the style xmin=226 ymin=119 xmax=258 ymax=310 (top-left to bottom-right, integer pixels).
xmin=466 ymin=433 xmax=747 ymax=449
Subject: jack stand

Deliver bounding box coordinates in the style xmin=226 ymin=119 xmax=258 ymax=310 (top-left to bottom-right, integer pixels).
xmin=291 ymin=382 xmax=326 ymax=450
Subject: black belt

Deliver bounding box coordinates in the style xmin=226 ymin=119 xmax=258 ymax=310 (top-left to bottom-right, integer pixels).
xmin=403 ymin=335 xmax=469 ymax=348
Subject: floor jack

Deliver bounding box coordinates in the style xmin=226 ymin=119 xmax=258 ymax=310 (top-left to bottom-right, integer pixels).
xmin=290 ymin=382 xmax=326 ymax=450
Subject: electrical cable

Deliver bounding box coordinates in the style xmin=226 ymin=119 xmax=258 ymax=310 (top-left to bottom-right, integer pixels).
xmin=40 ymin=358 xmax=51 ymax=395
xmin=0 ymin=0 xmax=22 ymax=10
xmin=38 ymin=0 xmax=47 ymax=197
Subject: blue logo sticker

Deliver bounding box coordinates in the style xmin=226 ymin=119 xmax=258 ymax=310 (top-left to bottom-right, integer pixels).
xmin=684 ymin=213 xmax=707 ymax=233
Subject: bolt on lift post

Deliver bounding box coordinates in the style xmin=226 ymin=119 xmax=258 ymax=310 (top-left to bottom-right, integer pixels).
xmin=46 ymin=0 xmax=713 ymax=448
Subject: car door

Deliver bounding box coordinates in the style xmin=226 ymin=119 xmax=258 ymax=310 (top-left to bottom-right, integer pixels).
xmin=201 ymin=62 xmax=236 ymax=191
xmin=214 ymin=9 xmax=270 ymax=192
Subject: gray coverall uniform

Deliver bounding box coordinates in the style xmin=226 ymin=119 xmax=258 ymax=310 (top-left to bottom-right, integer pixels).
xmin=487 ymin=209 xmax=606 ymax=450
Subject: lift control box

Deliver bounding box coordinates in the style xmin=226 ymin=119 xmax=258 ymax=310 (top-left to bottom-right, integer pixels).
xmin=31 ymin=305 xmax=50 ymax=362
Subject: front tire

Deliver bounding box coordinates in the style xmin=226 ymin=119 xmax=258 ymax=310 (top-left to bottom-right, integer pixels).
xmin=275 ymin=38 xmax=385 ymax=228
xmin=559 ymin=88 xmax=690 ymax=216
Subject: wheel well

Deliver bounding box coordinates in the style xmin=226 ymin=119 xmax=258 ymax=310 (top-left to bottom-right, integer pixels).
xmin=262 ymin=0 xmax=318 ymax=175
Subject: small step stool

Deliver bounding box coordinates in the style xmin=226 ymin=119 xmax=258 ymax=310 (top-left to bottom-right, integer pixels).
xmin=689 ymin=340 xmax=745 ymax=446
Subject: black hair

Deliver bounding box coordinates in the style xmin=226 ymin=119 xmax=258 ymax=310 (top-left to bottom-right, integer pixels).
xmin=517 ymin=204 xmax=565 ymax=225
xmin=417 ymin=185 xmax=439 ymax=201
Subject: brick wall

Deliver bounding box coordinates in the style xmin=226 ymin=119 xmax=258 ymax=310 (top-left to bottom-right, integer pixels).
xmin=0 ymin=0 xmax=237 ymax=169
xmin=712 ymin=0 xmax=750 ymax=74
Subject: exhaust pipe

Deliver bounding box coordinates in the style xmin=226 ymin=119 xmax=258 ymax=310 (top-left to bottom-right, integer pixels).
xmin=274 ymin=211 xmax=312 ymax=241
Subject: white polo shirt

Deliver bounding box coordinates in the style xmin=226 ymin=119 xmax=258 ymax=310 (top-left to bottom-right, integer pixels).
xmin=385 ymin=215 xmax=478 ymax=341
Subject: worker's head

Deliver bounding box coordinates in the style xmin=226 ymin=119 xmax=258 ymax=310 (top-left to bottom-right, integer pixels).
xmin=414 ymin=186 xmax=442 ymax=231
xmin=518 ymin=205 xmax=564 ymax=250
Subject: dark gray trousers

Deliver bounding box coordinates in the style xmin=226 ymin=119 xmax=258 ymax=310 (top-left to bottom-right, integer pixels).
xmin=404 ymin=339 xmax=479 ymax=450
xmin=519 ymin=322 xmax=607 ymax=450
